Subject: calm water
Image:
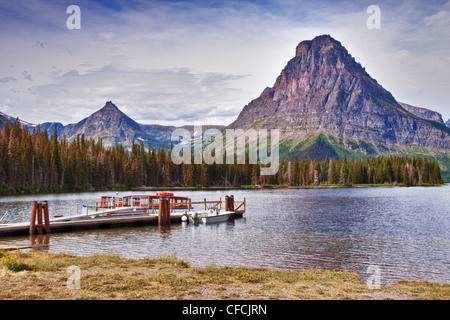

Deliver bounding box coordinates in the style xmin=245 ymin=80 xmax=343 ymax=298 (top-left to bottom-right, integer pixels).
xmin=0 ymin=186 xmax=449 ymax=285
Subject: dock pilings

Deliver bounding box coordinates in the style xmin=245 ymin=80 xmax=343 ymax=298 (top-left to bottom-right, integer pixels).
xmin=158 ymin=197 xmax=171 ymax=226
xmin=225 ymin=195 xmax=235 ymax=212
xmin=29 ymin=201 xmax=51 ymax=235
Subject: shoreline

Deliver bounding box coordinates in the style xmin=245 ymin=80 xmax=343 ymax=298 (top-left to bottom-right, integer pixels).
xmin=1 ymin=250 xmax=449 ymax=300
xmin=0 ymin=183 xmax=447 ymax=197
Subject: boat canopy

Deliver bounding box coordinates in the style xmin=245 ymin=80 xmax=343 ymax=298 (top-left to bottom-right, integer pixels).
xmin=99 ymin=194 xmax=190 ymax=209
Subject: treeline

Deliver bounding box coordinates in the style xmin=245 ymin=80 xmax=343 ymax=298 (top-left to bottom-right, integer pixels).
xmin=0 ymin=119 xmax=444 ymax=194
xmin=277 ymin=155 xmax=443 ymax=187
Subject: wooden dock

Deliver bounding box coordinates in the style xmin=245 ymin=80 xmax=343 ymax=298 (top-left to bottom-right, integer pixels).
xmin=0 ymin=195 xmax=245 ymax=237
xmin=0 ymin=213 xmax=185 ymax=237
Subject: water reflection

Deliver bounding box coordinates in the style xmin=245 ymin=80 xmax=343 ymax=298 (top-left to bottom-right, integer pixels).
xmin=29 ymin=234 xmax=51 ymax=247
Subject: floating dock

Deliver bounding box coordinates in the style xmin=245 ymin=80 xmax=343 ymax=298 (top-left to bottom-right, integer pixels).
xmin=0 ymin=194 xmax=245 ymax=237
xmin=0 ymin=213 xmax=185 ymax=236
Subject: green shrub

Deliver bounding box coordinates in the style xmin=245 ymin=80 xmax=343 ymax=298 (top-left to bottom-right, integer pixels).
xmin=1 ymin=253 xmax=32 ymax=272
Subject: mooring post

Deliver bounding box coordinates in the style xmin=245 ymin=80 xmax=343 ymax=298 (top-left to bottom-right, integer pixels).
xmin=204 ymin=198 xmax=207 ymax=210
xmin=158 ymin=197 xmax=171 ymax=225
xmin=225 ymin=196 xmax=229 ymax=211
xmin=43 ymin=201 xmax=50 ymax=234
xmin=166 ymin=197 xmax=171 ymax=224
xmin=158 ymin=198 xmax=164 ymax=225
xmin=230 ymin=195 xmax=234 ymax=212
xmin=37 ymin=202 xmax=43 ymax=234
xmin=29 ymin=201 xmax=37 ymax=235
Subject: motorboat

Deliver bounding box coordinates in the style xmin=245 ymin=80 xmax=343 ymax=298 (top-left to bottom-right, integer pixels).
xmin=188 ymin=207 xmax=233 ymax=224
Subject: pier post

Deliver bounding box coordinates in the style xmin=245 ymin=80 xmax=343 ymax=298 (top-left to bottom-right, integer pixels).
xmin=229 ymin=195 xmax=234 ymax=212
xmin=29 ymin=201 xmax=51 ymax=235
xmin=158 ymin=197 xmax=171 ymax=225
xmin=29 ymin=201 xmax=37 ymax=235
xmin=166 ymin=197 xmax=171 ymax=224
xmin=43 ymin=201 xmax=50 ymax=234
xmin=225 ymin=196 xmax=229 ymax=211
xmin=37 ymin=202 xmax=43 ymax=234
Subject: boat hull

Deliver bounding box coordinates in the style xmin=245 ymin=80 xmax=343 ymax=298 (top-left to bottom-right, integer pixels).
xmin=188 ymin=209 xmax=233 ymax=224
xmin=200 ymin=213 xmax=232 ymax=223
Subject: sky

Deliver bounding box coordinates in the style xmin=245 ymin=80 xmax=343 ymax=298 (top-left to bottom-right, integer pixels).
xmin=0 ymin=0 xmax=449 ymax=126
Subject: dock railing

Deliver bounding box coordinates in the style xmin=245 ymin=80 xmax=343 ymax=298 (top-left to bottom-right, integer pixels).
xmin=186 ymin=197 xmax=246 ymax=213
xmin=78 ymin=196 xmax=245 ymax=217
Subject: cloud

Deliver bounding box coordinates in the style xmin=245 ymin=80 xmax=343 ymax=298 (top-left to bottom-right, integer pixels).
xmin=0 ymin=0 xmax=449 ymax=124
xmin=0 ymin=77 xmax=17 ymax=83
xmin=25 ymin=64 xmax=248 ymax=125
xmin=22 ymin=71 xmax=32 ymax=81
xmin=424 ymin=10 xmax=450 ymax=27
xmin=33 ymin=41 xmax=48 ymax=48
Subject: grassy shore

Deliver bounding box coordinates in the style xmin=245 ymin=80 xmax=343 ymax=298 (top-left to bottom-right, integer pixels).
xmin=1 ymin=250 xmax=448 ymax=300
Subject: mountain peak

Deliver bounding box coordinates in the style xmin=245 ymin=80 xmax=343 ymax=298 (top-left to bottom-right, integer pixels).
xmin=228 ymin=35 xmax=449 ymax=152
xmin=295 ymin=34 xmax=342 ymax=57
xmin=99 ymin=101 xmax=121 ymax=113
xmin=63 ymin=101 xmax=145 ymax=147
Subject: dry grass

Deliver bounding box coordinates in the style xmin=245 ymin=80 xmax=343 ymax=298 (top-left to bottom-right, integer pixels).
xmin=0 ymin=250 xmax=449 ymax=300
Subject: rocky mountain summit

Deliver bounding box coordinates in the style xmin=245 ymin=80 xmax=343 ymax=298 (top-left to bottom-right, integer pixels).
xmin=61 ymin=101 xmax=225 ymax=148
xmin=227 ymin=35 xmax=450 ymax=153
xmin=0 ymin=102 xmax=225 ymax=149
xmin=62 ymin=101 xmax=150 ymax=147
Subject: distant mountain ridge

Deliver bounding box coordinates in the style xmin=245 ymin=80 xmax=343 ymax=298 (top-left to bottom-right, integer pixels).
xmin=62 ymin=101 xmax=153 ymax=147
xmin=0 ymin=102 xmax=224 ymax=149
xmin=2 ymin=96 xmax=447 ymax=151
xmin=398 ymin=102 xmax=445 ymax=125
xmin=0 ymin=111 xmax=37 ymax=129
xmin=59 ymin=101 xmax=226 ymax=148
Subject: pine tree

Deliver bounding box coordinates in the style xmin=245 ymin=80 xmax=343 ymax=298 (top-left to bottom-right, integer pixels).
xmin=251 ymin=164 xmax=259 ymax=185
xmin=339 ymin=164 xmax=347 ymax=186
xmin=200 ymin=162 xmax=209 ymax=187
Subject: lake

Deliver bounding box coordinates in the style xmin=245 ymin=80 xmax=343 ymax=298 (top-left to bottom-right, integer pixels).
xmin=0 ymin=186 xmax=449 ymax=285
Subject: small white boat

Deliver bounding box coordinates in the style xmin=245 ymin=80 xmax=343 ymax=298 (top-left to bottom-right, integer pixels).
xmin=188 ymin=208 xmax=233 ymax=224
